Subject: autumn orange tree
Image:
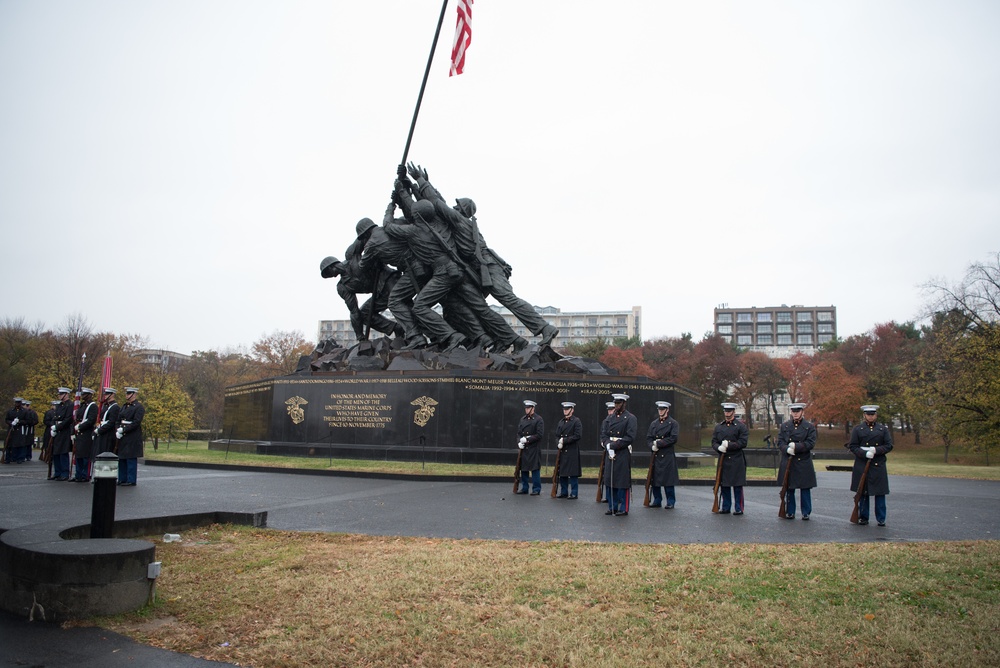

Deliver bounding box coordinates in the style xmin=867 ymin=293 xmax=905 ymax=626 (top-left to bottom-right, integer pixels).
xmin=803 ymin=360 xmax=866 ymax=436
xmin=729 ymin=351 xmax=783 ymax=429
xmin=776 ymin=351 xmax=813 ymax=403
xmin=599 ymin=346 xmax=655 ymax=377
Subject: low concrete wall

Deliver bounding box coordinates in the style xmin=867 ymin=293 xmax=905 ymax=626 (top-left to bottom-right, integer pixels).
xmin=0 ymin=510 xmax=266 ymax=621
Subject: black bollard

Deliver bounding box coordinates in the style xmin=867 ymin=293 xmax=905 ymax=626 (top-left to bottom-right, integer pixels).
xmin=90 ymin=452 xmax=118 ymax=539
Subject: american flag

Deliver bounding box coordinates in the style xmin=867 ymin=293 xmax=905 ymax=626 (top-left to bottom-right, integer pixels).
xmin=449 ymin=0 xmax=473 ymax=76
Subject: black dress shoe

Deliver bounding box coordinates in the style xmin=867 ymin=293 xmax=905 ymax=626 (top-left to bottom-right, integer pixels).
xmin=529 ymin=491 xmax=540 ymax=496
xmin=514 ymin=490 xmax=527 ymax=495
xmin=556 ymin=494 xmax=568 ymax=498
xmin=857 ymin=518 xmax=869 ymax=525
xmin=615 ymin=511 xmax=628 ymax=516
xmin=733 ymin=510 xmax=744 ymax=515
xmin=646 ymin=504 xmax=659 ymax=509
xmin=718 ymin=509 xmax=731 ymax=514
xmin=605 ymin=509 xmax=615 ymax=515
xmin=567 ymin=495 xmax=577 ymax=499
xmin=665 ymin=504 xmax=674 ymax=509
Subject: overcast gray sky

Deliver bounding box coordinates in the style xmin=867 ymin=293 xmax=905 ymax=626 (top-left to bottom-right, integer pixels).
xmin=2 ymin=0 xmax=998 ymax=354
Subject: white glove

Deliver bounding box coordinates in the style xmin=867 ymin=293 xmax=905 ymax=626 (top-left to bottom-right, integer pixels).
xmin=786 ymin=445 xmax=795 ymax=456
xmin=722 ymin=440 xmax=729 ymax=448
xmin=116 ymin=427 xmax=124 ymax=439
xmin=100 ymin=420 xmax=108 ymax=429
xmin=50 ymin=426 xmax=57 ymax=437
xmin=557 ymin=439 xmax=564 ymax=450
xmin=866 ymin=448 xmax=875 ymax=459
xmin=628 ymin=445 xmax=632 ymax=453
xmin=10 ymin=418 xmax=17 ymax=426
xmin=74 ymin=423 xmax=81 ymax=433
xmin=652 ymin=443 xmax=659 ymax=452
xmin=518 ymin=437 xmax=527 ymax=446
xmin=719 ymin=443 xmax=728 ymax=453
xmin=788 ymin=441 xmax=796 ymax=449
xmin=608 ymin=448 xmax=616 ymax=460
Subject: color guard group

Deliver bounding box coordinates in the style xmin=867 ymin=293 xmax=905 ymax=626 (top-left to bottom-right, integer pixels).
xmin=511 ymin=394 xmax=892 ymax=525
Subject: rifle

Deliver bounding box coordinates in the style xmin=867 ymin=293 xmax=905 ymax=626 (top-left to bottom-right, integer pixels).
xmin=778 ymin=449 xmax=793 ymax=517
xmin=711 ymin=450 xmax=724 ymax=513
xmin=550 ymin=441 xmax=562 ymax=497
xmin=851 ymin=459 xmax=873 ymax=524
xmin=643 ymin=444 xmax=656 ymax=507
xmin=595 ymin=448 xmax=606 ymax=502
xmin=39 ymin=424 xmax=53 ymax=477
xmin=2 ymin=427 xmax=11 ymax=464
xmin=512 ymin=447 xmax=523 ymax=493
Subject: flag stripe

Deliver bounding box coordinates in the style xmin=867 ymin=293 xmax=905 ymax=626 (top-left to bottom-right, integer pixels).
xmin=450 ymin=0 xmax=473 ymax=76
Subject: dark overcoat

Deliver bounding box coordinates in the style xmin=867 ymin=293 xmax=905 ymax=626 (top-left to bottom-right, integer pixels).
xmin=555 ymin=416 xmax=583 ymax=478
xmin=647 ymin=416 xmax=680 ymax=487
xmin=117 ymin=400 xmax=145 ymax=459
xmin=776 ymin=418 xmax=818 ymax=489
xmin=848 ymin=421 xmax=893 ymax=496
xmin=5 ymin=407 xmax=27 ymax=450
xmin=516 ymin=412 xmax=544 ymax=472
xmin=74 ymin=401 xmax=99 ymax=459
xmin=51 ymin=400 xmax=74 ymax=456
xmin=97 ymin=402 xmax=120 ymax=454
xmin=602 ymin=410 xmax=637 ymax=488
xmin=23 ymin=408 xmax=38 ymax=445
xmin=711 ymin=419 xmax=749 ymax=486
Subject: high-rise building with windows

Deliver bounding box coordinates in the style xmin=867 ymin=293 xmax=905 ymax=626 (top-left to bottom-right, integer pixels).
xmin=713 ymin=304 xmax=836 ymax=357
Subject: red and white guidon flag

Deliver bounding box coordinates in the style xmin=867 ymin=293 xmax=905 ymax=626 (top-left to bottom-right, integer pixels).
xmin=449 ymin=0 xmax=473 ymax=76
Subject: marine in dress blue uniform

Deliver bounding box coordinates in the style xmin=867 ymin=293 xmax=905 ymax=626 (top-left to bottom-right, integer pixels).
xmin=848 ymin=405 xmax=893 ymax=526
xmin=554 ymin=402 xmax=583 ymax=499
xmin=96 ymin=388 xmax=120 ymax=455
xmin=515 ymin=400 xmax=544 ymax=495
xmin=4 ymin=398 xmax=26 ymax=464
xmin=777 ymin=402 xmax=818 ymax=519
xmin=712 ymin=402 xmax=749 ymax=514
xmin=116 ymin=387 xmax=145 ymax=486
xmin=602 ymin=393 xmax=637 ymax=516
xmin=49 ymin=388 xmax=75 ymax=480
xmin=21 ymin=400 xmax=37 ymax=461
xmin=71 ymin=388 xmax=98 ymax=482
xmin=647 ymin=401 xmax=680 ymax=509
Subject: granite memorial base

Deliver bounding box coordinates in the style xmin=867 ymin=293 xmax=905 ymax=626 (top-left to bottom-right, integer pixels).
xmin=221 ymin=371 xmax=704 ymax=468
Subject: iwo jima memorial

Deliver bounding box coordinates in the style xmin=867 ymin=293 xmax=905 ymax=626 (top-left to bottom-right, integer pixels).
xmin=220 ymin=2 xmax=701 ymax=468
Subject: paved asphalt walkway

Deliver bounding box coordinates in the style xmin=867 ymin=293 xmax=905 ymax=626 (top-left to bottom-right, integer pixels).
xmin=2 ymin=457 xmax=999 ymax=666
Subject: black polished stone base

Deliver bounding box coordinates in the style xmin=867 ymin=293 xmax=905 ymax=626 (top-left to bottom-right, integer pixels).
xmin=222 ymin=370 xmax=703 ymax=466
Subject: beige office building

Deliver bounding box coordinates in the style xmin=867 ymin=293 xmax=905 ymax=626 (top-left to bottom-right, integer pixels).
xmin=713 ymin=304 xmax=837 ymax=357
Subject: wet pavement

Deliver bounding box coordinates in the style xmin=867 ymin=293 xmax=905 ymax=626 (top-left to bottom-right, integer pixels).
xmin=2 ymin=457 xmax=998 ymax=666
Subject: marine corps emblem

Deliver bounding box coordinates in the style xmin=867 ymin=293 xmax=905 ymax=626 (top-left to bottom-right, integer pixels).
xmin=410 ymin=396 xmax=439 ymax=427
xmin=285 ymin=396 xmax=308 ymax=425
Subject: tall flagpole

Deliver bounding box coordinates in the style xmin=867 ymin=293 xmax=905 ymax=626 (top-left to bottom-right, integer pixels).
xmin=400 ymin=0 xmax=450 ymax=167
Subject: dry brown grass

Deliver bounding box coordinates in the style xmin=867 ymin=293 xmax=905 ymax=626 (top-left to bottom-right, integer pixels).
xmin=99 ymin=526 xmax=1000 ymax=667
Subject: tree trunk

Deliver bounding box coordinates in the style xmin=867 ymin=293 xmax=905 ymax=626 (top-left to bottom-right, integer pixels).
xmin=914 ymin=423 xmax=921 ymax=445
xmin=153 ymin=436 xmax=159 ymax=451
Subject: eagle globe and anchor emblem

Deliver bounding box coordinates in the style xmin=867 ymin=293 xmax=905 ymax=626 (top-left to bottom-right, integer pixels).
xmin=285 ymin=396 xmax=308 ymax=425
xmin=410 ymin=396 xmax=438 ymax=427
